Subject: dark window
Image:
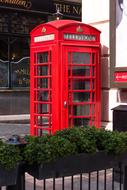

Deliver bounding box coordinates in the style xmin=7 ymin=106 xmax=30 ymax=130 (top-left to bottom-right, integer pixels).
xmin=0 ymin=10 xmax=46 ymax=88
xmin=0 ymin=36 xmax=30 ymax=88
xmin=0 ymin=11 xmax=45 ymax=35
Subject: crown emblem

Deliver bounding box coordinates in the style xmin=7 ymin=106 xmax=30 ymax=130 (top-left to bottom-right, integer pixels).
xmin=42 ymin=27 xmax=46 ymax=34
xmin=76 ymin=26 xmax=83 ymax=33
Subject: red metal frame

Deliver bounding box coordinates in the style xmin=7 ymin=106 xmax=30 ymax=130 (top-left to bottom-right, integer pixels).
xmin=60 ymin=46 xmax=100 ymax=130
xmin=30 ymin=20 xmax=101 ymax=136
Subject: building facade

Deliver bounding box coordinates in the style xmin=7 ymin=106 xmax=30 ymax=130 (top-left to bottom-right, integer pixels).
xmin=82 ymin=0 xmax=127 ymax=130
xmin=82 ymin=0 xmax=110 ymax=129
xmin=0 ymin=0 xmax=81 ymax=121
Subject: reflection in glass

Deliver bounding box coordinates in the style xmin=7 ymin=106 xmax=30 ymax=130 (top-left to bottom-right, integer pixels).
xmin=72 ymin=80 xmax=90 ymax=90
xmin=68 ymin=53 xmax=71 ymax=63
xmin=74 ymin=118 xmax=90 ymax=126
xmin=10 ymin=36 xmax=30 ymax=88
xmin=37 ymin=52 xmax=48 ymax=63
xmin=92 ymin=54 xmax=95 ymax=64
xmin=72 ymin=66 xmax=90 ymax=76
xmin=37 ymin=66 xmax=48 ymax=76
xmin=37 ymin=129 xmax=49 ymax=135
xmin=38 ymin=104 xmax=49 ymax=114
xmin=73 ymin=105 xmax=90 ymax=116
xmin=68 ymin=106 xmax=72 ymax=115
xmin=12 ymin=57 xmax=30 ymax=87
xmin=0 ymin=35 xmax=30 ymax=88
xmin=92 ymin=80 xmax=94 ymax=89
xmin=38 ymin=91 xmax=48 ymax=101
xmin=35 ymin=116 xmax=49 ymax=126
xmin=71 ymin=52 xmax=90 ymax=64
xmin=92 ymin=93 xmax=95 ymax=102
xmin=92 ymin=105 xmax=95 ymax=115
xmin=0 ymin=59 xmax=8 ymax=87
xmin=92 ymin=67 xmax=95 ymax=76
xmin=68 ymin=118 xmax=72 ymax=127
xmin=73 ymin=92 xmax=90 ymax=102
xmin=38 ymin=78 xmax=48 ymax=88
xmin=35 ymin=115 xmax=52 ymax=135
xmin=34 ymin=54 xmax=36 ymax=63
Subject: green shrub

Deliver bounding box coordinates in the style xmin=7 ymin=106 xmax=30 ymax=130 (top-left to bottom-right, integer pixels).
xmin=0 ymin=142 xmax=22 ymax=169
xmin=101 ymin=131 xmax=127 ymax=154
xmin=47 ymin=135 xmax=77 ymax=159
xmin=24 ymin=134 xmax=77 ymax=164
xmin=23 ymin=126 xmax=127 ymax=165
xmin=55 ymin=127 xmax=97 ymax=153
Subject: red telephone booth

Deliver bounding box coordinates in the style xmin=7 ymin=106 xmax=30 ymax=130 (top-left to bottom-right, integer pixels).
xmin=30 ymin=20 xmax=101 ymax=136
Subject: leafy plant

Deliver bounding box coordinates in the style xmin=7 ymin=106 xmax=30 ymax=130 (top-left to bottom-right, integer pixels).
xmin=24 ymin=135 xmax=55 ymax=164
xmin=24 ymin=134 xmax=77 ymax=164
xmin=101 ymin=131 xmax=127 ymax=154
xmin=56 ymin=127 xmax=97 ymax=153
xmin=0 ymin=142 xmax=22 ymax=169
xmin=23 ymin=126 xmax=127 ymax=165
xmin=47 ymin=135 xmax=77 ymax=160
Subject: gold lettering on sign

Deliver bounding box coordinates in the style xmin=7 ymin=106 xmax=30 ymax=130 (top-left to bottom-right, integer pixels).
xmin=15 ymin=68 xmax=30 ymax=86
xmin=73 ymin=6 xmax=81 ymax=15
xmin=54 ymin=3 xmax=71 ymax=14
xmin=54 ymin=2 xmax=81 ymax=16
xmin=15 ymin=68 xmax=29 ymax=75
xmin=0 ymin=0 xmax=32 ymax=9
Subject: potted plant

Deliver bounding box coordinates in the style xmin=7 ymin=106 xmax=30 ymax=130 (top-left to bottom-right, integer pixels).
xmin=23 ymin=127 xmax=127 ymax=179
xmin=24 ymin=134 xmax=77 ymax=179
xmin=0 ymin=138 xmax=23 ymax=187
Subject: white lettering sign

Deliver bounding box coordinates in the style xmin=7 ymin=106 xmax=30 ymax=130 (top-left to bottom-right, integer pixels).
xmin=64 ymin=34 xmax=96 ymax=41
xmin=34 ymin=34 xmax=55 ymax=43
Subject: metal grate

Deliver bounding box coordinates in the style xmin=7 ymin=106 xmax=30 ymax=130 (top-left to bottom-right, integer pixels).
xmin=24 ymin=168 xmax=124 ymax=190
xmin=1 ymin=163 xmax=126 ymax=190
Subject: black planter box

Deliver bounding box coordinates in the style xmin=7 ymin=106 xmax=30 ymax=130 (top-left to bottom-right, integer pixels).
xmin=26 ymin=152 xmax=127 ymax=180
xmin=0 ymin=163 xmax=22 ymax=187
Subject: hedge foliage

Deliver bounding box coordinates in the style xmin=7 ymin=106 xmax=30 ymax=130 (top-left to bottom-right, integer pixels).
xmin=1 ymin=126 xmax=127 ymax=168
xmin=23 ymin=127 xmax=127 ymax=165
xmin=0 ymin=140 xmax=22 ymax=169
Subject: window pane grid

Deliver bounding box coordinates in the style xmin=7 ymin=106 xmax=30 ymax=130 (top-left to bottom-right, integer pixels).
xmin=33 ymin=51 xmax=52 ymax=134
xmin=68 ymin=51 xmax=97 ymax=127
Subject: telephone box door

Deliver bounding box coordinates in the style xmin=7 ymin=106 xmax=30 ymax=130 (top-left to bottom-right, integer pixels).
xmin=61 ymin=46 xmax=100 ymax=129
xmin=30 ymin=47 xmax=53 ymax=135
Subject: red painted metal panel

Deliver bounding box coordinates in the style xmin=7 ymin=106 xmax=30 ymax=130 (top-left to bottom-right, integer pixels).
xmin=61 ymin=46 xmax=100 ymax=129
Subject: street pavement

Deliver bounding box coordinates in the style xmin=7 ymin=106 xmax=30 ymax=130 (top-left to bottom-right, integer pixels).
xmin=0 ymin=122 xmax=30 ymax=139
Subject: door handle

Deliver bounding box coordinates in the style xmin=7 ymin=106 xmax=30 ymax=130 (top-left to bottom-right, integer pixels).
xmin=64 ymin=101 xmax=67 ymax=108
